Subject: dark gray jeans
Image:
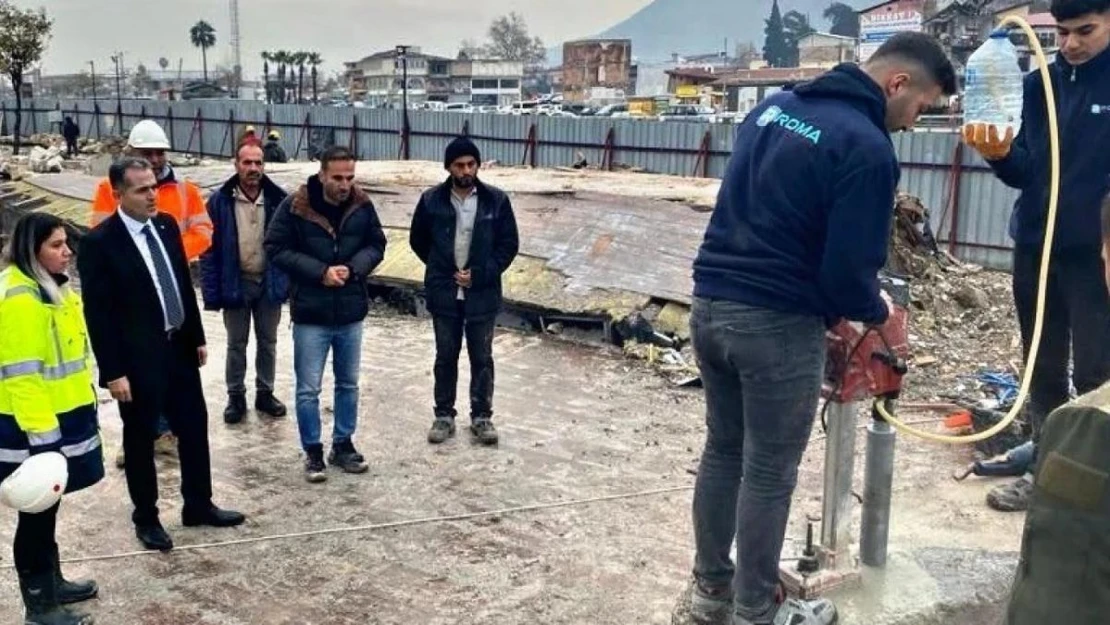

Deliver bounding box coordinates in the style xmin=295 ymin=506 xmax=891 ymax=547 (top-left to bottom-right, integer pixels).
xmin=223 ymin=278 xmax=282 ymax=396
xmin=690 ymin=297 xmax=826 ymax=615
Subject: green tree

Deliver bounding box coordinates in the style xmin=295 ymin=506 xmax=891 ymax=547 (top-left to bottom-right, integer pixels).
xmin=307 ymin=52 xmax=323 ymax=103
xmin=484 ymin=12 xmax=546 ymax=66
xmin=763 ymin=0 xmax=791 ymax=68
xmin=291 ymin=51 xmax=308 ymax=103
xmin=784 ymin=10 xmax=816 ymax=66
xmin=159 ymin=56 xmax=169 ymax=71
xmin=0 ymin=1 xmax=52 ymax=155
xmin=189 ymin=20 xmax=216 ymax=82
xmin=824 ymin=2 xmax=860 ymax=38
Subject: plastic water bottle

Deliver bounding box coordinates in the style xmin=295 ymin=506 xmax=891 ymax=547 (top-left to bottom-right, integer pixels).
xmin=963 ymin=30 xmax=1024 ymax=136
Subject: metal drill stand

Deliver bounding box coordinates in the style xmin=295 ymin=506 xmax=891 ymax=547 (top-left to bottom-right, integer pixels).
xmin=780 ymin=400 xmax=863 ymax=599
xmin=780 ymin=278 xmax=911 ymax=599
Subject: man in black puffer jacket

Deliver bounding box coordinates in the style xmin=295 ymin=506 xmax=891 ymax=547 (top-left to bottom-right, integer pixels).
xmin=264 ymin=146 xmax=387 ymax=482
xmin=410 ymin=137 xmax=519 ymax=446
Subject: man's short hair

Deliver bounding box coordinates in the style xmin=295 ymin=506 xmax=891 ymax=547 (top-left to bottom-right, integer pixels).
xmin=109 ymin=156 xmax=152 ymax=191
xmin=236 ymin=141 xmax=263 ymax=161
xmin=319 ymin=146 xmax=356 ymax=170
xmin=869 ymin=32 xmax=959 ymax=96
xmin=1052 ymin=0 xmax=1110 ymax=21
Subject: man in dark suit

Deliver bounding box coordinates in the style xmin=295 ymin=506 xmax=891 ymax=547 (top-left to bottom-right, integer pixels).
xmin=77 ymin=157 xmax=244 ymax=551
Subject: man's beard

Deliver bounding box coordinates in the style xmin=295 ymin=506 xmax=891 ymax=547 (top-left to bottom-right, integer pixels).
xmin=452 ymin=175 xmax=475 ymax=188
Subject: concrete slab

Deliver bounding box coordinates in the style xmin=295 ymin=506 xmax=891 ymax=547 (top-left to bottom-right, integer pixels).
xmin=0 ymin=308 xmax=1024 ymax=624
xmin=23 ymin=166 xmax=708 ymax=317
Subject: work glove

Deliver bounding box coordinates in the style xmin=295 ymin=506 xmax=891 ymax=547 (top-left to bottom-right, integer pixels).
xmin=962 ymin=123 xmax=1015 ymax=161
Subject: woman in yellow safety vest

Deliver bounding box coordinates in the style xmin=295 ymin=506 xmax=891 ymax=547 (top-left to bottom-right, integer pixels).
xmin=0 ymin=213 xmax=103 ymax=625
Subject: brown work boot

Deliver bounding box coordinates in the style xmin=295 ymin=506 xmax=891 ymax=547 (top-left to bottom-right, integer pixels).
xmin=986 ymin=474 xmax=1034 ymax=512
xmin=154 ymin=434 xmax=178 ymax=457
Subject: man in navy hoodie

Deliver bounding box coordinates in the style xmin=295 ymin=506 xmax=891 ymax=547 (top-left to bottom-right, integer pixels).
xmin=687 ymin=33 xmax=956 ymax=625
xmin=964 ymin=0 xmax=1110 ymax=512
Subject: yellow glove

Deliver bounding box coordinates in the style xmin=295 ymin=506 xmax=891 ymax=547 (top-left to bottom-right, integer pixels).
xmin=962 ymin=123 xmax=1015 ymax=161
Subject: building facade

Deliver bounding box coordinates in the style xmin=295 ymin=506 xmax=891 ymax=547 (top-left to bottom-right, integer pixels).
xmin=561 ymin=39 xmax=634 ymax=102
xmin=796 ymin=32 xmax=858 ymax=68
xmin=451 ymin=58 xmax=524 ymax=106
xmin=345 ymin=48 xmax=524 ymax=107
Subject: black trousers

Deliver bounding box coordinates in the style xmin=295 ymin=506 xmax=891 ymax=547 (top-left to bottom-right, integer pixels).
xmin=13 ymin=502 xmax=59 ymax=575
xmin=1013 ymin=245 xmax=1110 ymax=441
xmin=119 ymin=337 xmax=214 ymax=526
xmin=432 ymin=304 xmax=496 ymax=420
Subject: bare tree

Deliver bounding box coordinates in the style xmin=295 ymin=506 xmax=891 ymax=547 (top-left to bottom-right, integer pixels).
xmin=0 ymin=1 xmax=52 ymax=155
xmin=484 ymin=12 xmax=546 ymax=65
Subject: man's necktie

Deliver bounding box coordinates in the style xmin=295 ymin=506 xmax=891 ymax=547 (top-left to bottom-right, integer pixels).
xmin=142 ymin=224 xmax=185 ymax=329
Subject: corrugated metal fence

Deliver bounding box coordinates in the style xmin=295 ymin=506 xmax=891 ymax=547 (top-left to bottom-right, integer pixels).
xmin=2 ymin=98 xmax=1018 ymax=270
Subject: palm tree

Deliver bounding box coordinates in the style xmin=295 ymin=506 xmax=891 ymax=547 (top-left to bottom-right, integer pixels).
xmin=307 ymin=52 xmax=324 ymax=103
xmin=261 ymin=51 xmax=273 ymax=103
xmin=158 ymin=57 xmax=169 ymax=71
xmin=189 ymin=20 xmax=217 ymax=82
xmin=273 ymin=50 xmax=292 ymax=103
xmin=292 ymin=51 xmax=308 ymax=103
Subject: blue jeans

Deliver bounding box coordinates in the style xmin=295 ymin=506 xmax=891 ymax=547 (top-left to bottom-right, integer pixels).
xmin=689 ymin=297 xmax=826 ymax=617
xmin=156 ymin=415 xmax=171 ymax=436
xmin=292 ymin=322 xmax=363 ymax=450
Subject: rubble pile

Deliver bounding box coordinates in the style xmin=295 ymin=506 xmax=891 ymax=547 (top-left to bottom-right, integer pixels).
xmin=28 ymin=145 xmax=64 ymax=173
xmin=616 ymin=193 xmax=1022 ymax=407
xmin=886 ymin=193 xmax=1021 ymax=406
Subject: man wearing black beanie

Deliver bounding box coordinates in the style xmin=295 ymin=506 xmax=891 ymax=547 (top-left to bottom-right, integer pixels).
xmin=410 ymin=137 xmax=519 ymax=445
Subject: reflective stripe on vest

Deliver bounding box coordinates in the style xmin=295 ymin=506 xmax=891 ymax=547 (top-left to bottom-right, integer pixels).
xmin=0 ymin=433 xmax=101 ymax=465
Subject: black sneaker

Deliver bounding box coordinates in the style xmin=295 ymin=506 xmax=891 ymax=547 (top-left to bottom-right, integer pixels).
xmin=255 ymin=391 xmax=287 ymax=417
xmin=470 ymin=419 xmax=499 ymax=446
xmin=328 ymin=440 xmax=369 ymax=474
xmin=304 ymin=445 xmax=327 ymax=483
xmin=427 ymin=418 xmax=456 ymax=444
xmin=223 ymin=394 xmax=247 ymax=424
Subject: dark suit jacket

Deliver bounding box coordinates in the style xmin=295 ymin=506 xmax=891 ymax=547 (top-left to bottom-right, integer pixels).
xmin=77 ymin=212 xmax=206 ymax=399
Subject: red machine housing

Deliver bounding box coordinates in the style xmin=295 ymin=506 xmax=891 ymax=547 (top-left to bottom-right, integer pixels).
xmin=823 ymin=304 xmax=911 ymax=403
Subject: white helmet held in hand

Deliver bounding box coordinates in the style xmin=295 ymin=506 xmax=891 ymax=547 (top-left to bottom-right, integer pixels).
xmin=128 ymin=119 xmax=171 ymax=150
xmin=0 ymin=452 xmax=68 ymax=514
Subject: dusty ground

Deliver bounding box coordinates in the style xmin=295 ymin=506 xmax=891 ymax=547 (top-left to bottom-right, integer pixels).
xmin=0 ymin=303 xmax=1024 ymax=624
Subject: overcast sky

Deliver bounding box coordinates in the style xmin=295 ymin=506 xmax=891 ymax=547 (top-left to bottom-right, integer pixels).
xmin=23 ymin=0 xmax=651 ymax=78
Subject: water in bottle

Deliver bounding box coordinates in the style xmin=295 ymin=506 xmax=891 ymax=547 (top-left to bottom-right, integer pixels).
xmin=963 ymin=30 xmax=1024 ymax=136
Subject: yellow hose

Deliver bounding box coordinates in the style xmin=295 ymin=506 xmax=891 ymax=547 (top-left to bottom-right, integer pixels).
xmin=875 ymin=15 xmax=1060 ymax=444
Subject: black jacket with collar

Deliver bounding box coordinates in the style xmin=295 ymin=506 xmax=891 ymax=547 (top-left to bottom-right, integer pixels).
xmin=409 ymin=178 xmax=519 ymax=319
xmin=264 ymin=175 xmax=387 ymax=326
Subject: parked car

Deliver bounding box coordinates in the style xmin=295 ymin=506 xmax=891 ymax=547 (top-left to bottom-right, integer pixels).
xmin=657 ymin=105 xmax=717 ymax=123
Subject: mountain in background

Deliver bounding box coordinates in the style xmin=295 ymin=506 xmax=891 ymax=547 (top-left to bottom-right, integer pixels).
xmin=552 ymin=0 xmax=873 ymax=63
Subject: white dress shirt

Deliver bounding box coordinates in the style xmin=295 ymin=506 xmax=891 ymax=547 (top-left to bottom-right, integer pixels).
xmin=118 ymin=209 xmax=183 ymax=331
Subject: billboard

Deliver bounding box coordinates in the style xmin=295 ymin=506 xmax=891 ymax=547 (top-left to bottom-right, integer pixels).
xmin=858 ymin=0 xmax=925 ymax=62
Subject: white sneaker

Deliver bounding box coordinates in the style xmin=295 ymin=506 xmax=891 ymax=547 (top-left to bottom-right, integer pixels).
xmin=734 ymin=598 xmax=838 ymax=625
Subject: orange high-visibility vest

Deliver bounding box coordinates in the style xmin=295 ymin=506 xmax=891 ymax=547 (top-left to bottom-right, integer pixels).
xmin=89 ymin=177 xmax=213 ymax=261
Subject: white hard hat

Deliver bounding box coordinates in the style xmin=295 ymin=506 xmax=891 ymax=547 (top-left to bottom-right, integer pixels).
xmin=128 ymin=119 xmax=171 ymax=150
xmin=0 ymin=452 xmax=68 ymax=514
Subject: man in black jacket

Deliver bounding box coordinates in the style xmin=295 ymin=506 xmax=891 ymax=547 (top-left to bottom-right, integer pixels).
xmin=410 ymin=137 xmax=519 ymax=446
xmin=963 ymin=0 xmax=1110 ymax=512
xmin=264 ymin=146 xmax=387 ymax=482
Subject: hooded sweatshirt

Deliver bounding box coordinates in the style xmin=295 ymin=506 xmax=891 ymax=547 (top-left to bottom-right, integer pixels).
xmin=989 ymin=47 xmax=1110 ymax=252
xmin=693 ymin=63 xmax=898 ymax=325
